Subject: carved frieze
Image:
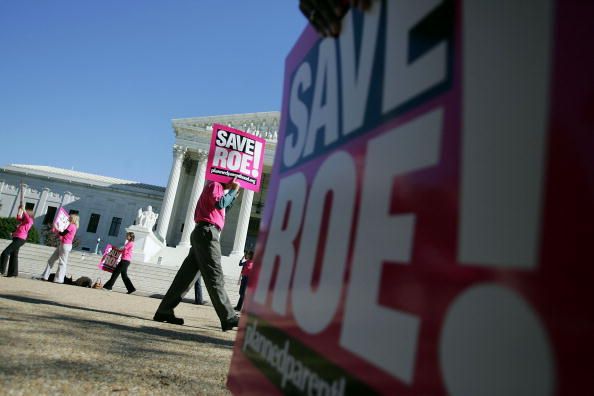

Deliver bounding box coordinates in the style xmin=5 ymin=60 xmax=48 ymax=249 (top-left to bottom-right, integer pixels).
xmin=172 ymin=112 xmax=280 ymax=143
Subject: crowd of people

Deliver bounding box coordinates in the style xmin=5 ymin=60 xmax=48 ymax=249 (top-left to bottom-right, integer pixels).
xmin=1 ymin=176 xmax=248 ymax=332
xmin=2 ymin=0 xmax=350 ymax=334
xmin=1 ymin=0 xmax=375 ymax=337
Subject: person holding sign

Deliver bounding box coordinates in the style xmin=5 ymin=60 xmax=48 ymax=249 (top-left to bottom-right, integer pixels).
xmin=154 ymin=177 xmax=241 ymax=331
xmin=0 ymin=205 xmax=34 ymax=277
xmin=103 ymin=232 xmax=136 ymax=294
xmin=40 ymin=213 xmax=79 ymax=283
xmin=233 ymin=250 xmax=254 ymax=312
xmin=207 ymin=123 xmax=266 ymax=193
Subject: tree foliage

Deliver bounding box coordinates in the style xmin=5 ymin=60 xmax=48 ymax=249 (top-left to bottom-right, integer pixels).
xmin=41 ymin=225 xmax=80 ymax=249
xmin=0 ymin=217 xmax=40 ymax=244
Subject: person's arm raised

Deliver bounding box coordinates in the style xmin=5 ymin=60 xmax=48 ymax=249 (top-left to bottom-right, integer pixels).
xmin=299 ymin=0 xmax=372 ymax=37
xmin=216 ymin=177 xmax=242 ymax=209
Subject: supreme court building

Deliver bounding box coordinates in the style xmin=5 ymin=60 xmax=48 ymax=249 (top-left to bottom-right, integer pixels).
xmin=0 ymin=111 xmax=279 ymax=273
xmin=0 ymin=164 xmax=164 ymax=251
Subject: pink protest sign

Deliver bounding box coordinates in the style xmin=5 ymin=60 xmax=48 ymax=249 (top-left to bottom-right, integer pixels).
xmin=98 ymin=244 xmax=121 ymax=273
xmin=205 ymin=124 xmax=266 ymax=192
xmin=53 ymin=207 xmax=70 ymax=232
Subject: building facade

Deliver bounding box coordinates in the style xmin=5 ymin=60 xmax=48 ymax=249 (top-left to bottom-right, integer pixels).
xmin=159 ymin=111 xmax=279 ymax=257
xmin=0 ymin=111 xmax=279 ymax=268
xmin=0 ymin=164 xmax=164 ymax=251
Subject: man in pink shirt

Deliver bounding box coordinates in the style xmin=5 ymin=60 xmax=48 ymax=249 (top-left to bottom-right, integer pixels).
xmin=0 ymin=205 xmax=34 ymax=277
xmin=154 ymin=177 xmax=241 ymax=331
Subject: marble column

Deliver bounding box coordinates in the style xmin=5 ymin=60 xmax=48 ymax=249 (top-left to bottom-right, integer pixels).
xmin=178 ymin=151 xmax=208 ymax=247
xmin=36 ymin=188 xmax=50 ymax=218
xmin=156 ymin=144 xmax=187 ymax=242
xmin=230 ymin=189 xmax=254 ymax=256
xmin=0 ymin=180 xmax=4 ymax=214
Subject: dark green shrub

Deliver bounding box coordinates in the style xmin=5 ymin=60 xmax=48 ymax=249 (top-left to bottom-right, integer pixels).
xmin=41 ymin=224 xmax=80 ymax=249
xmin=0 ymin=217 xmax=40 ymax=243
xmin=27 ymin=225 xmax=40 ymax=244
xmin=41 ymin=224 xmax=60 ymax=247
xmin=0 ymin=217 xmax=15 ymax=240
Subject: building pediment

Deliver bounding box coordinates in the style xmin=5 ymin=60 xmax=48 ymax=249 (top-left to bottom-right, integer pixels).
xmin=172 ymin=112 xmax=280 ymax=165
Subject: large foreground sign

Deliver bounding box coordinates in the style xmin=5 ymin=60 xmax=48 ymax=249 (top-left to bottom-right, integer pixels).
xmin=228 ymin=1 xmax=594 ymax=394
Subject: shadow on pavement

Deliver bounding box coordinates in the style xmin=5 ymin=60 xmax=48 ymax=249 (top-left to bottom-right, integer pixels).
xmin=0 ymin=294 xmax=149 ymax=322
xmin=0 ymin=294 xmax=235 ymax=349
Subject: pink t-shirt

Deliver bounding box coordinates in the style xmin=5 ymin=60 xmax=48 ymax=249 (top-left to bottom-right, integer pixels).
xmin=194 ymin=181 xmax=227 ymax=230
xmin=13 ymin=211 xmax=33 ymax=240
xmin=59 ymin=224 xmax=77 ymax=245
xmin=240 ymin=259 xmax=254 ymax=276
xmin=120 ymin=241 xmax=134 ymax=261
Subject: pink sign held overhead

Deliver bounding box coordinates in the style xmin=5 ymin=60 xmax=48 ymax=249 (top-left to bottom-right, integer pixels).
xmin=206 ymin=124 xmax=266 ymax=192
xmin=53 ymin=207 xmax=70 ymax=232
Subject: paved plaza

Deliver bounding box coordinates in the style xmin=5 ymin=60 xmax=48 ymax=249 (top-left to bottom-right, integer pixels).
xmin=0 ymin=277 xmax=236 ymax=395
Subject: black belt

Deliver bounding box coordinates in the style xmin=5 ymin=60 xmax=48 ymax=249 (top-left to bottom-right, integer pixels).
xmin=197 ymin=221 xmax=220 ymax=231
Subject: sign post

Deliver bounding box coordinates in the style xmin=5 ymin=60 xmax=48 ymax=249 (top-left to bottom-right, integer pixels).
xmin=228 ymin=1 xmax=594 ymax=394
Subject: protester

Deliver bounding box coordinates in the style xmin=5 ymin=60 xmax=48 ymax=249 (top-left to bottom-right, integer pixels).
xmin=40 ymin=213 xmax=79 ymax=283
xmin=234 ymin=250 xmax=254 ymax=311
xmin=154 ymin=177 xmax=241 ymax=331
xmin=103 ymin=232 xmax=136 ymax=294
xmin=0 ymin=205 xmax=34 ymax=277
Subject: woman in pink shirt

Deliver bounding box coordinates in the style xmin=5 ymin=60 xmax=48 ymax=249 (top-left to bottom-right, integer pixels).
xmin=0 ymin=205 xmax=34 ymax=277
xmin=103 ymin=232 xmax=136 ymax=294
xmin=41 ymin=213 xmax=79 ymax=283
xmin=234 ymin=250 xmax=254 ymax=311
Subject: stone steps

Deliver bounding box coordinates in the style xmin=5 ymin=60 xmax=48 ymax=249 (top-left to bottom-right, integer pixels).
xmin=0 ymin=239 xmax=242 ymax=305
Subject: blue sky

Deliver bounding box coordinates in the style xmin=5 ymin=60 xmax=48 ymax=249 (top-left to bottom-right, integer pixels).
xmin=0 ymin=1 xmax=307 ymax=186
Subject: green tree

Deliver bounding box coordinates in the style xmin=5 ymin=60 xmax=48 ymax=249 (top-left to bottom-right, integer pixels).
xmin=28 ymin=224 xmax=40 ymax=244
xmin=41 ymin=224 xmax=60 ymax=247
xmin=41 ymin=224 xmax=80 ymax=249
xmin=0 ymin=217 xmax=40 ymax=243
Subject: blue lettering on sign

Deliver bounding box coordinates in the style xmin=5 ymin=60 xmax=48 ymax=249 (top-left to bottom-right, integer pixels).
xmin=282 ymin=0 xmax=454 ymax=172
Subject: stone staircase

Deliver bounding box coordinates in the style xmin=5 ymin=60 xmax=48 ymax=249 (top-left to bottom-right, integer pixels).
xmin=0 ymin=239 xmax=241 ymax=305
